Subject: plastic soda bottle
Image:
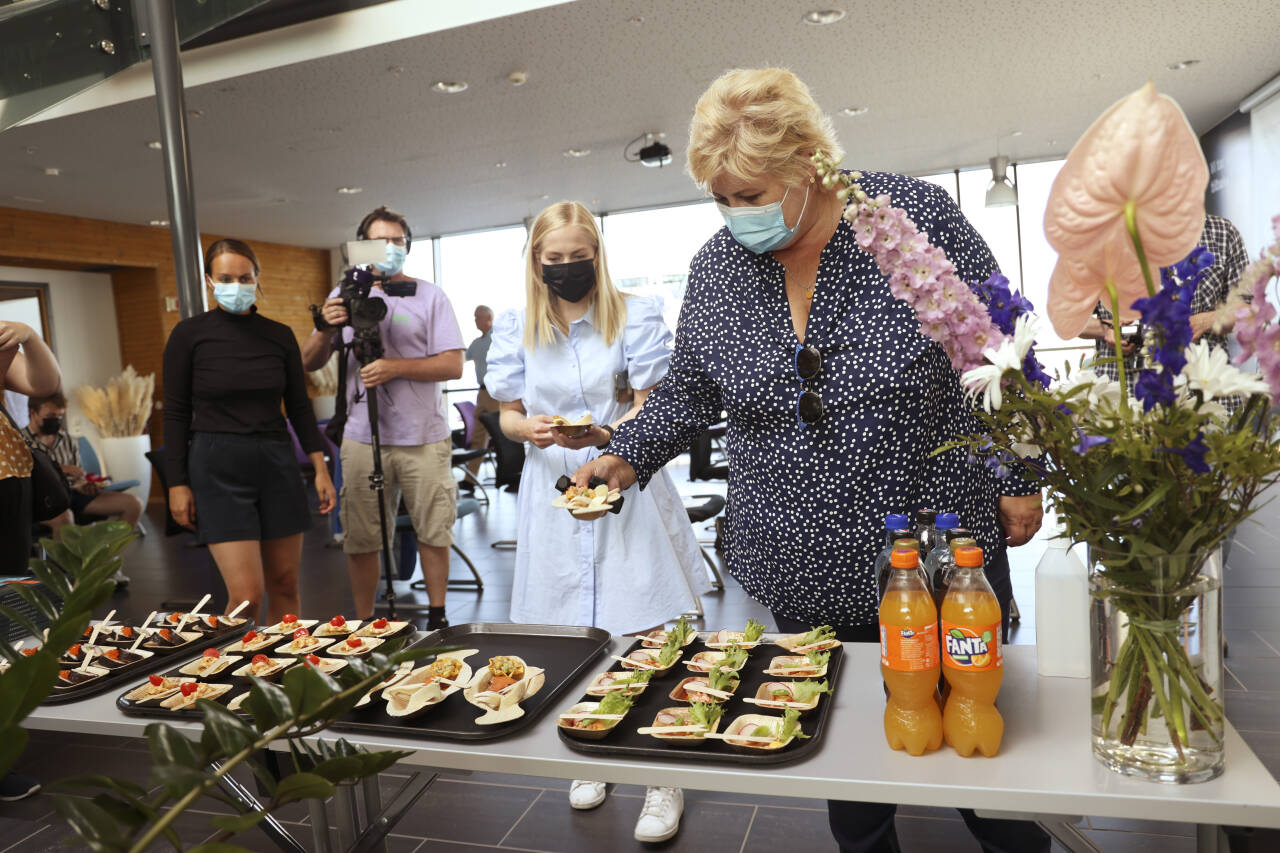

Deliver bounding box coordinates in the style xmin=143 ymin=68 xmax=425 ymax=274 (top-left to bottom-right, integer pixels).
xmin=923 ymin=512 xmax=959 ymax=592
xmin=914 ymin=508 xmax=939 ymax=558
xmin=932 ymin=530 xmax=975 ymax=609
xmin=878 ymin=537 xmax=920 ymax=601
xmin=941 ymin=545 xmax=1004 ymax=757
xmin=879 ymin=548 xmax=942 ymax=755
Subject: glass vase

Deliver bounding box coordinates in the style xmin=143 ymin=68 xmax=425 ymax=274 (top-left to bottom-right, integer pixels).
xmin=1089 ymin=548 xmax=1224 ymax=784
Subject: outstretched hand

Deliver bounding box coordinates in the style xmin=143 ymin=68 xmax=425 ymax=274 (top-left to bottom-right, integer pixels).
xmin=572 ymin=454 xmax=637 ymax=492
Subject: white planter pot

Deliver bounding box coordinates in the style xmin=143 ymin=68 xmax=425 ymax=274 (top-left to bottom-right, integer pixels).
xmin=310 ymin=395 xmax=336 ymax=421
xmin=100 ymin=435 xmax=152 ymax=507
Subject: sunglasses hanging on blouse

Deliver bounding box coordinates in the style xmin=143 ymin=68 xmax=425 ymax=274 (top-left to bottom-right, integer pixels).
xmin=793 ymin=343 xmax=824 ymax=427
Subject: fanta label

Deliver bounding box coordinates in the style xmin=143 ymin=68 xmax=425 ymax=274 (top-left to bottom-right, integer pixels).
xmin=880 ymin=621 xmax=939 ymax=671
xmin=940 ymin=621 xmax=1002 ymax=671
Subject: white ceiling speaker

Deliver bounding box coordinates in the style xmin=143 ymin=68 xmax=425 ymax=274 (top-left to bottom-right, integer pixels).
xmin=985 ymin=155 xmax=1018 ymax=207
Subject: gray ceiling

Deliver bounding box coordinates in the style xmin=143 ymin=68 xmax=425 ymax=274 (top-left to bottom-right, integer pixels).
xmin=3 ymin=0 xmax=1279 ymax=249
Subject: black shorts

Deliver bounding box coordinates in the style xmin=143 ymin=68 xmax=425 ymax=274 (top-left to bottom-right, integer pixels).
xmin=0 ymin=476 xmax=33 ymax=574
xmin=188 ymin=432 xmax=311 ymax=545
xmin=70 ymin=489 xmax=95 ymax=519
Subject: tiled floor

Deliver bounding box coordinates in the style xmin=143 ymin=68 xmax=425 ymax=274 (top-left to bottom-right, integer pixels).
xmin=2 ymin=456 xmax=1278 ymax=851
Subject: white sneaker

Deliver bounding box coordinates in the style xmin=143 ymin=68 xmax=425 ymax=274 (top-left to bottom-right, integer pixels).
xmin=634 ymin=786 xmax=683 ymax=842
xmin=568 ymin=779 xmax=607 ymax=810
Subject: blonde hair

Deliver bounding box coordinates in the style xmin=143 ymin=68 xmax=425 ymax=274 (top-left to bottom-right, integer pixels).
xmin=687 ymin=67 xmax=843 ymax=191
xmin=523 ymin=202 xmax=627 ymax=349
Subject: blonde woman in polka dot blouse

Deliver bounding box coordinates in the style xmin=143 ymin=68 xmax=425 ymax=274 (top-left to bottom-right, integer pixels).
xmin=0 ymin=321 xmax=62 ymax=575
xmin=575 ymin=68 xmax=1048 ymax=853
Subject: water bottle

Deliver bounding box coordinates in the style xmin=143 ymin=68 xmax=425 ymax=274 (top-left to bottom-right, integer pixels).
xmin=914 ymin=508 xmax=939 ymax=559
xmin=874 ymin=514 xmax=911 ymax=599
xmin=1034 ymin=522 xmax=1090 ymax=678
xmin=924 ymin=513 xmax=959 ymax=591
xmin=933 ymin=528 xmax=976 ymax=609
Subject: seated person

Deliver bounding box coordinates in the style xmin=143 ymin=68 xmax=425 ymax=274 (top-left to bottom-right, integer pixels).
xmin=25 ymin=391 xmax=142 ymax=583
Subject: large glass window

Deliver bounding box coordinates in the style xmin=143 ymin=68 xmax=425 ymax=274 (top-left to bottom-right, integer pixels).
xmin=438 ymin=225 xmax=528 ymax=392
xmin=915 ymin=170 xmax=959 ymax=204
xmin=601 ymin=201 xmax=724 ymax=331
xmin=957 ymin=167 xmax=1024 ymax=293
xmin=400 ymin=238 xmax=435 ymax=286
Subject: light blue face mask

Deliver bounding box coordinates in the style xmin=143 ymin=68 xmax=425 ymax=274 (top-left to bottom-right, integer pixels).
xmin=211 ymin=281 xmax=256 ymax=313
xmin=376 ymin=243 xmax=407 ymax=275
xmin=717 ymin=183 xmax=810 ymax=253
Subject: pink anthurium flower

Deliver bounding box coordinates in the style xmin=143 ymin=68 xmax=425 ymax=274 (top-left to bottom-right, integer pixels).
xmin=1043 ymin=81 xmax=1208 ymax=339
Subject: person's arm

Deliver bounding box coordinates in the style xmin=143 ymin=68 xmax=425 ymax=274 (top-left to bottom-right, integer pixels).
xmin=301 ymin=297 xmax=348 ymax=371
xmin=360 ymin=349 xmax=463 ymax=388
xmin=500 ymin=400 xmax=556 ymax=449
xmin=161 ymin=321 xmax=197 ymax=528
xmin=280 ymin=329 xmax=336 ymax=514
xmin=0 ymin=322 xmax=60 ymax=396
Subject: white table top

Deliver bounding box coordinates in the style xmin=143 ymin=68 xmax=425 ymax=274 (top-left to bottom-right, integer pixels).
xmin=26 ymin=641 xmax=1280 ymax=830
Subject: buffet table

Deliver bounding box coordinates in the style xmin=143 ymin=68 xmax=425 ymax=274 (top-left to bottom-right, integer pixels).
xmin=26 ymin=640 xmax=1280 ymax=853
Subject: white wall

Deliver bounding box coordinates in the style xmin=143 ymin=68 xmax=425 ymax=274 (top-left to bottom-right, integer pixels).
xmin=0 ymin=265 xmax=124 ymax=458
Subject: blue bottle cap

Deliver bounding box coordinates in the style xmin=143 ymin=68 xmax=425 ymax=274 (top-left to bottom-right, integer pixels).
xmin=885 ymin=513 xmax=910 ymax=530
xmin=936 ymin=512 xmax=960 ymax=530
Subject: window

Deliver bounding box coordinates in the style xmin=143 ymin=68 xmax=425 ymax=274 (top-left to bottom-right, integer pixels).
xmin=400 ymin=238 xmax=435 ymax=286
xmin=957 ymin=167 xmax=1023 ymax=293
xmin=915 ymin=170 xmax=959 ymax=204
xmin=438 ymin=225 xmax=528 ymax=392
xmin=599 ymin=201 xmax=724 ymax=331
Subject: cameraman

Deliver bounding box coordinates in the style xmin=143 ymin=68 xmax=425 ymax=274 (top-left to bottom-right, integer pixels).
xmin=302 ymin=206 xmax=464 ymax=628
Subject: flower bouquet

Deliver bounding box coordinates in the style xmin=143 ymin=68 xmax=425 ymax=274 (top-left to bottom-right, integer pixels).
xmin=814 ymin=81 xmax=1280 ymax=783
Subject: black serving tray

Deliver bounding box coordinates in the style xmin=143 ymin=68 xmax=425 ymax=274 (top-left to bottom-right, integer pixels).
xmin=328 ymin=622 xmax=612 ymax=741
xmin=556 ymin=635 xmax=843 ymax=766
xmin=42 ymin=617 xmax=255 ymax=705
xmin=115 ymin=622 xmax=611 ymax=743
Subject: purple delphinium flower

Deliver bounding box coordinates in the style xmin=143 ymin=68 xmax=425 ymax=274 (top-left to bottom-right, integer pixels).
xmin=1073 ymin=429 xmax=1112 ymax=454
xmin=1162 ymin=432 xmax=1211 ymax=474
xmin=1134 ymin=369 xmax=1177 ymax=411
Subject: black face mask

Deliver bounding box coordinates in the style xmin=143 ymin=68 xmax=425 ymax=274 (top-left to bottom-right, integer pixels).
xmin=40 ymin=416 xmax=62 ymax=435
xmin=541 ymin=259 xmax=596 ymax=303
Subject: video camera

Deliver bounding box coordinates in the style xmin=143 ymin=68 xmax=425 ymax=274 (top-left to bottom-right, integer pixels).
xmin=310 ymin=239 xmax=418 ymax=366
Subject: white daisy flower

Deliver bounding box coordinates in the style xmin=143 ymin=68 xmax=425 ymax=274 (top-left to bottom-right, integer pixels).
xmin=1178 ymin=340 xmax=1271 ymax=400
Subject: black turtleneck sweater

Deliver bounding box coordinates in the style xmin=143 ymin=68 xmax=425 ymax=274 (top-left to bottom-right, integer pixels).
xmin=163 ymin=307 xmax=324 ymax=486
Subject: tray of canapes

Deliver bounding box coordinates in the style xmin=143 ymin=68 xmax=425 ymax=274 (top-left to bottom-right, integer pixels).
xmin=327 ymin=621 xmax=610 ymax=741
xmin=556 ymin=619 xmax=842 ymax=765
xmin=38 ymin=601 xmax=254 ymax=705
xmin=552 ymin=475 xmax=624 ymax=520
xmin=114 ymin=613 xmax=406 ymax=720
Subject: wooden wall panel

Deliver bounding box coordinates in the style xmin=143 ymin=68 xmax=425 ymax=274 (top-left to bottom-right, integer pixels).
xmin=0 ymin=206 xmax=332 ymax=500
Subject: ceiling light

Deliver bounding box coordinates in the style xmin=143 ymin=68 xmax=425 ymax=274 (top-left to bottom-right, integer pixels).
xmin=149 ymin=219 xmax=169 ymax=226
xmin=495 ymin=161 xmax=508 ymax=168
xmin=1167 ymin=59 xmax=1200 ymax=71
xmin=839 ymin=106 xmax=869 ymax=117
xmin=147 ymin=140 xmax=162 ymax=150
xmin=563 ymin=148 xmax=591 ymax=158
xmin=1008 ymin=130 xmax=1023 ymax=137
xmin=628 ymin=15 xmax=644 ymax=24
xmin=803 ymin=9 xmax=846 ymax=25
xmin=431 ymin=80 xmax=468 ymax=94
xmin=43 ymin=167 xmax=60 ymax=176
xmin=188 ymin=109 xmax=203 ymax=118
xmin=508 ymin=70 xmax=527 ymax=86
xmin=985 ymin=156 xmax=1018 ymax=208
xmin=337 ymin=186 xmax=363 ymax=194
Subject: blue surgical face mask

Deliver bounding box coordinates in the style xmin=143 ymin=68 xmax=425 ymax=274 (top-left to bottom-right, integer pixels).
xmin=375 ymin=243 xmax=407 ymax=275
xmin=717 ymin=183 xmax=811 ymax=253
xmin=211 ymin=280 xmax=257 ymax=313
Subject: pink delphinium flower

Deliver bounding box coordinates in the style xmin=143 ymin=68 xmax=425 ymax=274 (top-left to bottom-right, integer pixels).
xmin=1233 ymin=216 xmax=1280 ymax=394
xmin=843 ymin=197 xmax=1004 ymax=372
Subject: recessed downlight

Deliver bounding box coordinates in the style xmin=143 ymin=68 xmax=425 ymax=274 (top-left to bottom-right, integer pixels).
xmin=563 ymin=148 xmax=591 ymax=158
xmin=149 ymin=219 xmax=169 ymax=226
xmin=147 ymin=140 xmax=162 ymax=150
xmin=803 ymin=9 xmax=846 ymax=25
xmin=495 ymin=161 xmax=508 ymax=168
xmin=432 ymin=80 xmax=468 ymax=94
xmin=337 ymin=186 xmax=363 ymax=195
xmin=43 ymin=167 xmax=60 ymax=176
xmin=1167 ymin=59 xmax=1200 ymax=71
xmin=839 ymin=106 xmax=869 ymax=117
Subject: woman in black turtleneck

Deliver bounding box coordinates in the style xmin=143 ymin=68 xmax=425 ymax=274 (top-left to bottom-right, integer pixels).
xmin=163 ymin=239 xmax=336 ymax=623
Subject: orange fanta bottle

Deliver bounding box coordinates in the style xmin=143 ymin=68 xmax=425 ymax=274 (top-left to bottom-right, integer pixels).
xmin=880 ymin=548 xmax=942 ymax=755
xmin=941 ymin=545 xmax=1004 ymax=757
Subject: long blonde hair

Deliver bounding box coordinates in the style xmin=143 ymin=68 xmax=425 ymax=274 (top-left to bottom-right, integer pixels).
xmin=523 ymin=201 xmax=627 ymax=349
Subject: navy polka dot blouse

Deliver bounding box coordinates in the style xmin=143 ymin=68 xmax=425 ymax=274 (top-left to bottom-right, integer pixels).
xmin=608 ymin=171 xmax=1038 ymax=627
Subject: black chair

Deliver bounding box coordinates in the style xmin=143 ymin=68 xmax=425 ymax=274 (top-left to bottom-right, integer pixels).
xmin=689 ymin=423 xmax=728 ymax=481
xmin=477 ymin=409 xmax=523 ymax=492
xmin=686 ymin=494 xmax=727 ymax=592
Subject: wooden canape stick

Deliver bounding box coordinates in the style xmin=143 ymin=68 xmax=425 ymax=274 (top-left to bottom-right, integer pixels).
xmin=227 ymin=599 xmax=251 ymax=619
xmin=699 ymin=732 xmax=781 ymax=743
xmin=88 ymin=609 xmax=116 ymax=648
xmin=635 ymin=724 xmax=710 ymax=735
xmin=743 ymin=697 xmax=813 ymax=710
xmin=680 ymin=684 xmax=734 ymax=700
xmin=611 ymin=655 xmax=663 ymax=670
xmin=557 ymin=713 xmax=627 ymax=721
xmin=592 ymin=682 xmax=649 ymax=692
xmin=76 ymin=647 xmax=98 ymax=673
xmin=176 ymin=594 xmax=212 ymax=634
xmin=786 ymin=640 xmax=837 ymax=653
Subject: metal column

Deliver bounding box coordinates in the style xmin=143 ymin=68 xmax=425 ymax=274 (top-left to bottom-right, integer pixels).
xmin=145 ymin=0 xmax=204 ymax=319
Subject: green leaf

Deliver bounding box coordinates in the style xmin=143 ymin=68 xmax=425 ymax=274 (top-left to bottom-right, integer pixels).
xmin=209 ymin=809 xmax=270 ymax=833
xmin=949 ymin=628 xmax=965 ymax=639
xmin=150 ymin=763 xmax=211 ymax=798
xmin=282 ymin=662 xmax=342 ymax=717
xmin=48 ymin=773 xmax=150 ymax=800
xmin=146 ymin=723 xmax=202 ymax=769
xmin=198 ymin=700 xmax=256 ymax=757
xmin=0 ymin=603 xmax=44 ymax=644
xmin=309 ymin=755 xmax=364 ymax=783
xmin=9 ymin=583 xmax=60 ymax=622
xmin=273 ymin=771 xmax=335 ymax=802
xmin=90 ymin=792 xmax=151 ymax=831
xmin=244 ymin=677 xmax=293 ymax=731
xmin=981 ymin=630 xmax=993 ymax=644
xmin=53 ymin=795 xmax=129 ymax=852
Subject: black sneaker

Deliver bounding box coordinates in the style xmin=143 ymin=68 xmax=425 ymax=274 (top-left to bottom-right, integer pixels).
xmin=0 ymin=772 xmax=41 ymax=802
xmin=458 ymin=480 xmax=476 ymax=494
xmin=426 ymin=607 xmax=449 ymax=631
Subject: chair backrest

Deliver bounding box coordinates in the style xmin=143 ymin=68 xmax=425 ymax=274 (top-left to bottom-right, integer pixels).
xmin=477 ymin=409 xmax=524 ymax=490
xmin=454 ymin=400 xmax=477 ymax=447
xmin=77 ymin=435 xmax=101 ymax=475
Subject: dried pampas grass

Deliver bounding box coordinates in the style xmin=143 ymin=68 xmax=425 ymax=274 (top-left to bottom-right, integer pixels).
xmin=75 ymin=366 xmax=155 ymax=437
xmin=307 ymin=353 xmax=338 ymax=397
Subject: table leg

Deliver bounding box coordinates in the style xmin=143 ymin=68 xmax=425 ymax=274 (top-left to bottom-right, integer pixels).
xmin=349 ymin=772 xmax=437 ymax=853
xmin=209 ymin=759 xmax=308 ymax=853
xmin=1036 ymin=818 xmax=1102 ymax=853
xmin=360 ymin=776 xmax=385 ymax=853
xmin=333 ymin=782 xmax=360 ymax=849
xmin=308 ymin=799 xmax=332 ymax=853
xmin=1196 ymin=824 xmax=1226 ymax=853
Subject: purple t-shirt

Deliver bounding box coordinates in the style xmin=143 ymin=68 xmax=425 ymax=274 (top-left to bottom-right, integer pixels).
xmin=329 ymin=279 xmax=464 ymax=446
